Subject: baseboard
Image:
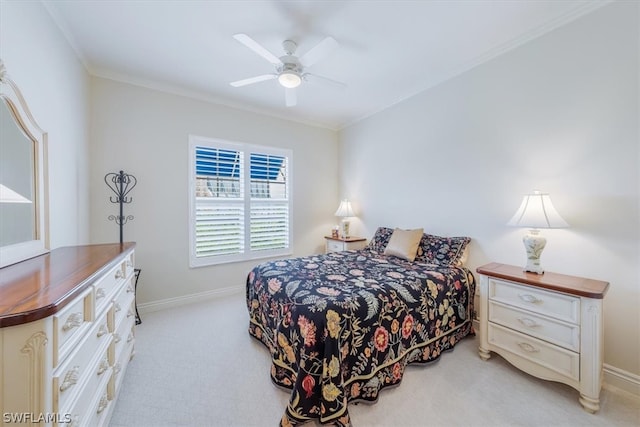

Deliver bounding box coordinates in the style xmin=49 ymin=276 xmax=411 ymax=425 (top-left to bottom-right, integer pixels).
xmin=138 ymin=286 xmax=244 ymax=314
xmin=603 ymin=364 xmax=640 ymax=400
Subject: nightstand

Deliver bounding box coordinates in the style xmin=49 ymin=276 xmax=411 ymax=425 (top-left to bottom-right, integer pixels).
xmin=476 ymin=262 xmax=609 ymax=413
xmin=324 ymin=236 xmax=366 ymax=253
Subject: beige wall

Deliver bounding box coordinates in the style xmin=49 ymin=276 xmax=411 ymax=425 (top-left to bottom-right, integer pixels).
xmin=0 ymin=0 xmax=91 ymax=248
xmin=339 ymin=1 xmax=639 ymax=390
xmin=89 ymin=78 xmax=338 ymax=304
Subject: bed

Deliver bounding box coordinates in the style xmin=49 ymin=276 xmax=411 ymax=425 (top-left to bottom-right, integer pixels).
xmin=246 ymin=227 xmax=475 ymax=426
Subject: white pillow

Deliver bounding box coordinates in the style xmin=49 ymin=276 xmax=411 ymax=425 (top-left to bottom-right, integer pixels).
xmin=384 ymin=228 xmax=424 ymax=262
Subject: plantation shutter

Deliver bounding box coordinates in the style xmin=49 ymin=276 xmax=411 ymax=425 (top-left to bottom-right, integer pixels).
xmin=194 ymin=147 xmax=244 ymax=258
xmin=189 ymin=136 xmax=292 ymax=267
xmin=250 ymin=153 xmax=289 ymax=252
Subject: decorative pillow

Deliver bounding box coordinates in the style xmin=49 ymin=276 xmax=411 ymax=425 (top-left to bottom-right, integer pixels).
xmin=415 ymin=234 xmax=471 ymax=266
xmin=383 ymin=228 xmax=424 ymax=262
xmin=366 ymin=227 xmax=394 ymax=253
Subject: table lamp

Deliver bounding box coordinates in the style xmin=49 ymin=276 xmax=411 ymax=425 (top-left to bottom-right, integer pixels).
xmin=334 ymin=199 xmax=355 ymax=238
xmin=507 ymin=190 xmax=568 ymax=274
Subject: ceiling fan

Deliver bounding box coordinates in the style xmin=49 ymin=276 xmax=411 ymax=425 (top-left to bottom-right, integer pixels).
xmin=230 ymin=33 xmax=345 ymax=107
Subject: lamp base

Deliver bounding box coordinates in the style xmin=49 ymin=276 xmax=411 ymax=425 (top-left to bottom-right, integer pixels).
xmin=522 ymin=230 xmax=546 ymax=274
xmin=340 ymin=219 xmax=351 ymax=239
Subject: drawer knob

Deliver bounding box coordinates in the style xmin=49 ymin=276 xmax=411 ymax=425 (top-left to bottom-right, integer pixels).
xmin=62 ymin=312 xmax=83 ymax=331
xmin=97 ymin=358 xmax=109 ymax=376
xmin=96 ymin=288 xmax=106 ymax=300
xmin=114 ymin=333 xmax=121 ymax=344
xmin=114 ymin=362 xmax=122 ymax=374
xmin=97 ymin=324 xmax=109 ymax=338
xmin=126 ymin=260 xmax=133 ymax=267
xmin=114 ymin=302 xmax=122 ymax=313
xmin=97 ymin=394 xmax=109 ymax=414
xmin=517 ymin=317 xmax=540 ymax=328
xmin=127 ymin=332 xmax=134 ymax=343
xmin=115 ymin=269 xmax=124 ymax=279
xmin=519 ymin=294 xmax=541 ymax=304
xmin=517 ymin=342 xmax=540 ymax=353
xmin=126 ymin=284 xmax=134 ymax=293
xmin=60 ymin=365 xmax=80 ymax=391
xmin=127 ymin=309 xmax=134 ymax=318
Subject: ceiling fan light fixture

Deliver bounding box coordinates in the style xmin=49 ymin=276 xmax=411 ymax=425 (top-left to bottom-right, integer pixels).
xmin=278 ymin=71 xmax=301 ymax=88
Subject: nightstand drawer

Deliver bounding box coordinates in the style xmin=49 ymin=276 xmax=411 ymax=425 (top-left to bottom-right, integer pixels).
xmin=488 ymin=323 xmax=579 ymax=381
xmin=326 ymin=240 xmax=344 ymax=252
xmin=489 ymin=301 xmax=580 ymax=352
xmin=489 ymin=278 xmax=580 ymax=324
xmin=325 ymin=236 xmax=366 ymax=253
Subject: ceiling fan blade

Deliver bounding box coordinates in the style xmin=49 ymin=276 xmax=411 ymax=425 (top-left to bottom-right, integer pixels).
xmin=285 ymin=88 xmax=297 ymax=107
xmin=233 ymin=33 xmax=282 ymax=65
xmin=304 ymin=73 xmax=346 ymax=89
xmin=230 ymin=74 xmax=277 ymax=87
xmin=299 ymin=36 xmax=338 ymax=67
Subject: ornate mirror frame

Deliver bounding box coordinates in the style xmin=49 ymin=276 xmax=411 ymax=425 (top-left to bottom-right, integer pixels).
xmin=0 ymin=59 xmax=49 ymax=267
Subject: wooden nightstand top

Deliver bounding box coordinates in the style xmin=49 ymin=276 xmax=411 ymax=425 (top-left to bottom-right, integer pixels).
xmin=324 ymin=236 xmax=366 ymax=243
xmin=476 ymin=262 xmax=609 ymax=299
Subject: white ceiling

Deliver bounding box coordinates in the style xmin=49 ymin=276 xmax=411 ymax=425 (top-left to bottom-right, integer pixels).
xmin=43 ymin=0 xmax=606 ymax=130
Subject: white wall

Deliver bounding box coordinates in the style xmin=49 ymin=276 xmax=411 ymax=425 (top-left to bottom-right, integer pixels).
xmin=0 ymin=1 xmax=91 ymax=248
xmin=339 ymin=2 xmax=639 ymax=388
xmin=89 ymin=78 xmax=338 ymax=304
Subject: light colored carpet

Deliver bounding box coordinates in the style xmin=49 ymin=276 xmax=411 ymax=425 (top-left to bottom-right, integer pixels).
xmin=110 ymin=290 xmax=639 ymax=427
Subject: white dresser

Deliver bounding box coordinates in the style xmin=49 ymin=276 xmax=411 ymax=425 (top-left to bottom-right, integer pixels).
xmin=476 ymin=263 xmax=608 ymax=413
xmin=0 ymin=243 xmax=137 ymax=426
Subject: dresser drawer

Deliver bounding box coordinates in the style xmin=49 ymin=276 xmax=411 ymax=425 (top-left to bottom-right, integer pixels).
xmin=113 ymin=277 xmax=136 ymax=328
xmin=123 ymin=251 xmax=135 ymax=280
xmin=489 ymin=301 xmax=580 ymax=352
xmin=53 ymin=308 xmax=111 ymax=412
xmin=54 ymin=287 xmax=93 ymax=364
xmin=489 ymin=278 xmax=580 ymax=324
xmin=59 ymin=343 xmax=111 ymax=425
xmin=112 ymin=332 xmax=135 ymax=398
xmin=74 ymin=372 xmax=112 ymax=427
xmin=488 ymin=323 xmax=579 ymax=381
xmin=113 ymin=314 xmax=135 ymax=364
xmin=94 ymin=261 xmax=128 ymax=315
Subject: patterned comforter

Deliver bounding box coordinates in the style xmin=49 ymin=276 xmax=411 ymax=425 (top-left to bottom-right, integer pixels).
xmin=246 ymin=248 xmax=475 ymax=426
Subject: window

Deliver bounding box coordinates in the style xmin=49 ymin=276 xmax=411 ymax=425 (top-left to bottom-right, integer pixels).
xmin=189 ymin=136 xmax=292 ymax=267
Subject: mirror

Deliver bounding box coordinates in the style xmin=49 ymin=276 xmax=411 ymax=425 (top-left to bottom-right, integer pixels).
xmin=0 ymin=60 xmax=49 ymax=267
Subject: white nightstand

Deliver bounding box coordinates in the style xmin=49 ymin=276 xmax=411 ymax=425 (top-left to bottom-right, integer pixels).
xmin=324 ymin=236 xmax=366 ymax=253
xmin=476 ymin=262 xmax=609 ymax=413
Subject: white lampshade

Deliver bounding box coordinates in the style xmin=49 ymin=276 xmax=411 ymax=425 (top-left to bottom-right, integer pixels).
xmin=507 ymin=190 xmax=568 ymax=229
xmin=0 ymin=184 xmax=32 ymax=203
xmin=507 ymin=190 xmax=568 ymax=274
xmin=334 ymin=200 xmax=355 ymax=217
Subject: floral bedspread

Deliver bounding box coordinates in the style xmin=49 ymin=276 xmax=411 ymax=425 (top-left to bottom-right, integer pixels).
xmin=246 ymin=249 xmax=476 ymax=426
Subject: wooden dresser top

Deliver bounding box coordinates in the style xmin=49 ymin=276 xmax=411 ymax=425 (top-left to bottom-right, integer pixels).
xmin=476 ymin=262 xmax=609 ymax=299
xmin=0 ymin=243 xmax=135 ymax=327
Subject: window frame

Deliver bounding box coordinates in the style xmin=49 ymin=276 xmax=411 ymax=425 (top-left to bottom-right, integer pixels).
xmin=188 ymin=135 xmax=293 ymax=267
